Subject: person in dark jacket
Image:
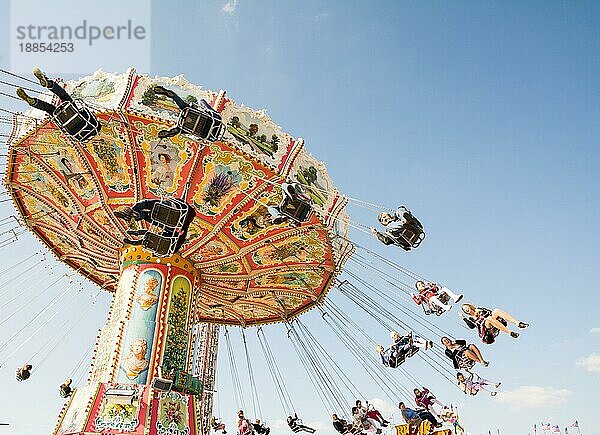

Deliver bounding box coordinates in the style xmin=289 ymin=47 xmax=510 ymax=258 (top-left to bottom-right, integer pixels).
xmin=252 ymin=419 xmax=270 ymax=435
xmin=16 ymin=364 xmax=32 ymax=382
xmin=370 ymin=206 xmax=424 ymax=251
xmin=59 ymin=379 xmax=73 ymax=398
xmin=114 ymin=198 xmax=196 ymax=252
xmin=441 ymin=336 xmax=488 ymax=370
xmin=332 ymin=414 xmax=356 ymax=434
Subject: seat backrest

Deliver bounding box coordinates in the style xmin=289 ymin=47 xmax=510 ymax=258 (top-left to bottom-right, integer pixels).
xmin=151 ymin=202 xmax=185 ymax=228
xmin=179 ymin=106 xmax=220 ymax=140
xmin=54 ymin=102 xmax=78 ymax=124
xmin=280 ymin=198 xmax=313 ymax=222
xmin=182 ymin=110 xmax=210 ymax=136
xmin=54 ymin=102 xmax=100 ymax=142
xmin=399 ymin=226 xmax=425 ymax=248
xmin=143 ymin=232 xmax=175 ymax=257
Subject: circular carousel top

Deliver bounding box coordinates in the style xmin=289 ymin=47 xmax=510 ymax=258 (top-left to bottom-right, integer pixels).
xmin=4 ymin=69 xmax=353 ymax=326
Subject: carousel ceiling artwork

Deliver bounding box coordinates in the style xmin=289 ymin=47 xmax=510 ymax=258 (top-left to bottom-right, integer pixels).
xmin=4 ymin=68 xmax=353 ymax=326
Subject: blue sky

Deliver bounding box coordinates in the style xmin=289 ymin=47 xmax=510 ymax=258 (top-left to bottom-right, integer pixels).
xmin=0 ymin=1 xmax=599 ymax=434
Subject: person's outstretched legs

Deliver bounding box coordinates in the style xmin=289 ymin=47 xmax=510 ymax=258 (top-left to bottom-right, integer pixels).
xmin=17 ymin=68 xmax=76 ymax=115
xmin=417 ymin=411 xmax=439 ymax=427
xmin=464 ymin=344 xmax=488 ymax=366
xmin=492 ymin=309 xmax=528 ymax=329
xmin=33 ymin=68 xmax=73 ymax=102
xmin=439 ymin=287 xmax=463 ymax=303
xmin=153 ymin=86 xmax=189 ymax=110
xmin=485 ymin=316 xmax=513 ymax=335
xmin=16 ymin=88 xmax=57 ymax=115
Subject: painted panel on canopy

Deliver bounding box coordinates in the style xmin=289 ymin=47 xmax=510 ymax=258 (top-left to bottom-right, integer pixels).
xmin=35 ymin=222 xmax=119 ymax=274
xmin=14 ymin=161 xmax=76 ymax=217
xmin=188 ymin=143 xmax=267 ymax=218
xmin=83 ymin=117 xmax=133 ymax=194
xmin=228 ymin=187 xmax=285 ymax=243
xmin=248 ymin=229 xmax=329 ymax=267
xmin=220 ymin=99 xmax=296 ymax=170
xmin=161 ymin=276 xmax=192 ymax=375
xmin=252 ymin=269 xmax=325 ymax=290
xmin=127 ymin=113 xmax=198 ymax=198
xmin=187 ymin=231 xmax=239 ymax=265
xmin=126 ymin=73 xmax=216 ymax=119
xmin=200 ymin=278 xmax=247 ymax=292
xmin=87 ymin=205 xmax=124 ymax=244
xmin=19 ymin=128 xmax=98 ymax=202
xmin=20 ymin=192 xmax=52 ymax=223
xmin=202 ymin=260 xmax=246 ymax=276
xmin=116 ymin=269 xmax=164 ymax=384
xmin=180 ymin=217 xmax=214 ymax=253
xmin=18 ymin=191 xmax=121 ymax=277
xmin=71 ymin=72 xmax=123 ymax=105
xmin=78 ymin=219 xmax=122 ymax=251
xmin=289 ymin=151 xmax=337 ymax=211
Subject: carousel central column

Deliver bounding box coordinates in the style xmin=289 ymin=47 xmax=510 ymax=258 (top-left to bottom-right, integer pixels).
xmin=54 ymin=246 xmax=203 ymax=435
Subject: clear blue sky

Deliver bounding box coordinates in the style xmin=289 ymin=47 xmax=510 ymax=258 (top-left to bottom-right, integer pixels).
xmin=0 ymin=1 xmax=599 ymax=434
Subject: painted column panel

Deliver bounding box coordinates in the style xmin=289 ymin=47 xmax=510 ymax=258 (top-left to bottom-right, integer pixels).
xmin=162 ymin=276 xmax=193 ymax=376
xmin=117 ymin=268 xmax=164 ymax=384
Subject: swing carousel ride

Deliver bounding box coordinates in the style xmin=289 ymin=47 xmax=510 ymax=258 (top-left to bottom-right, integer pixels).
xmin=0 ymin=68 xmax=528 ymax=435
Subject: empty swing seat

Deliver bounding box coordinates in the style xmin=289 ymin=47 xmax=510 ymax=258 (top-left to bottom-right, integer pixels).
xmin=178 ymin=101 xmax=225 ymax=142
xmin=53 ymin=101 xmax=101 ymax=142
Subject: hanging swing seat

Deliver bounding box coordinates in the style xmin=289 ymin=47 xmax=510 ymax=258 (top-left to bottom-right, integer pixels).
xmin=279 ymin=196 xmax=313 ymax=223
xmin=388 ymin=224 xmax=425 ymax=251
xmin=59 ymin=385 xmax=73 ymax=398
xmin=422 ymin=293 xmax=450 ymax=316
xmin=178 ymin=100 xmax=225 ymax=142
xmin=277 ymin=183 xmax=314 ymax=224
xmin=52 ymin=101 xmax=101 ymax=142
xmin=15 ymin=369 xmax=30 ymax=382
xmin=141 ymin=198 xmax=196 ymax=257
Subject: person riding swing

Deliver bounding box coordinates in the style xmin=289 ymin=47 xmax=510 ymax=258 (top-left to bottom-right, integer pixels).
xmin=114 ymin=197 xmax=196 ymax=257
xmin=15 ymin=364 xmax=32 ymax=382
xmin=16 ymin=68 xmax=101 ymax=142
xmin=371 ymin=206 xmax=425 ymax=251
xmin=152 ymin=86 xmax=225 ymax=142
xmin=411 ymin=280 xmax=463 ymax=316
xmin=268 ymin=182 xmax=314 ymax=225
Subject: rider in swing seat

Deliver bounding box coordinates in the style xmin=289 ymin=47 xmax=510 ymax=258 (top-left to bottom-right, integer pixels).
xmin=16 ymin=68 xmax=100 ymax=142
xmin=288 ymin=413 xmax=316 ymax=433
xmin=114 ymin=198 xmax=196 ymax=256
xmin=16 ymin=364 xmax=32 ymax=382
xmin=268 ymin=182 xmax=314 ymax=225
xmin=59 ymin=379 xmax=73 ymax=398
xmin=371 ymin=206 xmax=425 ymax=251
xmin=461 ymin=303 xmax=529 ymax=343
xmin=152 ymin=86 xmax=225 ymax=142
xmin=411 ymin=280 xmax=463 ymax=315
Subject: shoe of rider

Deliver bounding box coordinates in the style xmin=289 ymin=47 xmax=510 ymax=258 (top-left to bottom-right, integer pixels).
xmin=33 ymin=67 xmax=52 ymax=88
